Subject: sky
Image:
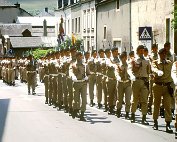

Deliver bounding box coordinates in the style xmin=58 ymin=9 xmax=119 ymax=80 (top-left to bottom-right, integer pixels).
xmin=7 ymin=0 xmax=58 ymax=11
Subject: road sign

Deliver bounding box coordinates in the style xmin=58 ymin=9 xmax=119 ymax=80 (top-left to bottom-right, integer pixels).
xmin=139 ymin=27 xmax=152 ymax=40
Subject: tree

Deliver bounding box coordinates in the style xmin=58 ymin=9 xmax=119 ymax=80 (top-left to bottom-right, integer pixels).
xmin=172 ymin=5 xmax=177 ymax=30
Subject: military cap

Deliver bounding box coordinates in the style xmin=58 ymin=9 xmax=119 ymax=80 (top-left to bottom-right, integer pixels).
xmin=144 ymin=47 xmax=148 ymax=52
xmin=98 ymin=49 xmax=104 ymax=54
xmin=119 ymin=52 xmax=127 ymax=59
xmin=76 ymin=52 xmax=83 ymax=57
xmin=70 ymin=47 xmax=77 ymax=52
xmin=152 ymin=44 xmax=158 ymax=48
xmin=64 ymin=48 xmax=70 ymax=52
xmin=84 ymin=51 xmax=90 ymax=56
xmin=136 ymin=45 xmax=144 ymax=51
xmin=164 ymin=42 xmax=170 ymax=47
xmin=129 ymin=51 xmax=134 ymax=56
xmin=91 ymin=50 xmax=97 ymax=55
xmin=158 ymin=48 xmax=166 ymax=54
xmin=111 ymin=47 xmax=118 ymax=52
xmin=105 ymin=49 xmax=111 ymax=53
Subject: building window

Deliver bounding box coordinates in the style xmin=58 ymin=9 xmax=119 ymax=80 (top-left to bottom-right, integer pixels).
xmin=87 ymin=12 xmax=90 ymax=31
xmin=83 ymin=11 xmax=86 ymax=32
xmin=116 ymin=0 xmax=120 ymax=10
xmin=104 ymin=26 xmax=107 ymax=39
xmin=72 ymin=19 xmax=74 ymax=33
xmin=91 ymin=11 xmax=95 ymax=30
xmin=91 ymin=37 xmax=94 ymax=49
xmin=68 ymin=20 xmax=70 ymax=34
xmin=113 ymin=39 xmax=122 ymax=52
xmin=166 ymin=18 xmax=170 ymax=42
xmin=78 ymin=17 xmax=80 ymax=33
xmin=75 ymin=18 xmax=77 ymax=33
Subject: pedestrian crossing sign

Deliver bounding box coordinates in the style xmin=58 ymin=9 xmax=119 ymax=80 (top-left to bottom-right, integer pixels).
xmin=139 ymin=27 xmax=152 ymax=40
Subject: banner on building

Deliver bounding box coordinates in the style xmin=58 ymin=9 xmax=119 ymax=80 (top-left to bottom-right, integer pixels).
xmin=139 ymin=27 xmax=152 ymax=40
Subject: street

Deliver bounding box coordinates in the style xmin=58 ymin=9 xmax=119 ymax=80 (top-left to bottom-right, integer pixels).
xmin=0 ymin=79 xmax=176 ymax=142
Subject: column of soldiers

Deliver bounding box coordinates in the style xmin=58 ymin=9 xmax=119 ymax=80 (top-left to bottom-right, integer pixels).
xmin=0 ymin=56 xmax=18 ymax=86
xmin=39 ymin=43 xmax=177 ymax=137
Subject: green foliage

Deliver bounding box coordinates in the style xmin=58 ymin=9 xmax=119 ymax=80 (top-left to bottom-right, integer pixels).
xmin=172 ymin=5 xmax=177 ymax=30
xmin=32 ymin=49 xmax=54 ymax=59
xmin=74 ymin=38 xmax=83 ymax=51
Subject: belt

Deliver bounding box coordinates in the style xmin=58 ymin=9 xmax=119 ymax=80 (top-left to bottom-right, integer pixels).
xmin=73 ymin=79 xmax=86 ymax=83
xmin=155 ymin=82 xmax=171 ymax=86
xmin=50 ymin=74 xmax=58 ymax=77
xmin=58 ymin=73 xmax=66 ymax=76
xmin=27 ymin=71 xmax=36 ymax=73
xmin=119 ymin=80 xmax=130 ymax=83
xmin=136 ymin=77 xmax=148 ymax=80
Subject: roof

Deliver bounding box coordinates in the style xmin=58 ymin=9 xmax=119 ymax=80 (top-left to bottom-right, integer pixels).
xmin=36 ymin=9 xmax=55 ymax=17
xmin=10 ymin=37 xmax=58 ymax=48
xmin=16 ymin=17 xmax=60 ymax=27
xmin=0 ymin=24 xmax=32 ymax=37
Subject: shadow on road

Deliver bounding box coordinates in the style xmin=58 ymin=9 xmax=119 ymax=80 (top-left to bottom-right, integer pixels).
xmin=85 ymin=111 xmax=112 ymax=124
xmin=0 ymin=99 xmax=10 ymax=142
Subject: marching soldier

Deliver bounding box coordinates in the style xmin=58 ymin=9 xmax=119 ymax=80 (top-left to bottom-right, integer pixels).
xmin=96 ymin=49 xmax=105 ymax=108
xmin=129 ymin=45 xmax=150 ymax=125
xmin=106 ymin=48 xmax=117 ymax=114
xmin=171 ymin=61 xmax=177 ymax=138
xmin=26 ymin=55 xmax=37 ymax=95
xmin=148 ymin=44 xmax=158 ymax=115
xmin=67 ymin=47 xmax=77 ymax=115
xmin=71 ymin=52 xmax=90 ymax=121
xmin=115 ymin=52 xmax=132 ymax=119
xmin=151 ymin=48 xmax=173 ymax=133
xmin=88 ymin=50 xmax=97 ymax=107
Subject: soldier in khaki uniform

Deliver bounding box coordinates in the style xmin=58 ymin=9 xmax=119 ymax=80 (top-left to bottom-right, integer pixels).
xmin=151 ymin=48 xmax=173 ymax=133
xmin=171 ymin=61 xmax=177 ymax=138
xmin=26 ymin=55 xmax=37 ymax=95
xmin=148 ymin=44 xmax=158 ymax=115
xmin=129 ymin=45 xmax=150 ymax=125
xmin=43 ymin=53 xmax=50 ymax=104
xmin=105 ymin=48 xmax=117 ymax=115
xmin=71 ymin=52 xmax=90 ymax=121
xmin=88 ymin=50 xmax=97 ymax=107
xmin=115 ymin=52 xmax=132 ymax=119
xmin=96 ymin=49 xmax=105 ymax=108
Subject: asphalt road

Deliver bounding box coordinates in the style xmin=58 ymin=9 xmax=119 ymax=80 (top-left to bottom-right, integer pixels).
xmin=0 ymin=80 xmax=176 ymax=142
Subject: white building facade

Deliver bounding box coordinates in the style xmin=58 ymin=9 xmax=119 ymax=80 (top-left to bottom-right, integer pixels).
xmin=55 ymin=0 xmax=96 ymax=51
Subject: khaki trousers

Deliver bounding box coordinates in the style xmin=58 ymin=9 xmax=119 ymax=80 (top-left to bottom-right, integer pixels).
xmin=73 ymin=82 xmax=87 ymax=112
xmin=153 ymin=84 xmax=172 ymax=122
xmin=131 ymin=79 xmax=148 ymax=115
xmin=116 ymin=81 xmax=132 ymax=112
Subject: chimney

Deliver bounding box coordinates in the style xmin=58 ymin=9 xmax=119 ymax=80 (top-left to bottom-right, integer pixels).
xmin=45 ymin=7 xmax=48 ymax=13
xmin=14 ymin=2 xmax=20 ymax=8
xmin=43 ymin=19 xmax=47 ymax=36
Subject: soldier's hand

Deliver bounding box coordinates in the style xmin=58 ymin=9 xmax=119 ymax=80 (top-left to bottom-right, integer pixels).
xmin=157 ymin=70 xmax=163 ymax=76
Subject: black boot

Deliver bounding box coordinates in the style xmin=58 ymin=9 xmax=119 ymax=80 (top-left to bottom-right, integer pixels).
xmin=116 ymin=109 xmax=121 ymax=118
xmin=166 ymin=122 xmax=173 ymax=133
xmin=45 ymin=98 xmax=48 ymax=104
xmin=172 ymin=109 xmax=175 ymax=120
xmin=108 ymin=106 xmax=115 ymax=115
xmin=148 ymin=106 xmax=152 ymax=115
xmin=104 ymin=105 xmax=108 ymax=112
xmin=175 ymin=128 xmax=177 ymax=139
xmin=69 ymin=108 xmax=73 ymax=116
xmin=125 ymin=112 xmax=130 ymax=120
xmin=98 ymin=103 xmax=103 ymax=109
xmin=153 ymin=120 xmax=158 ymax=130
xmin=142 ymin=115 xmax=149 ymax=125
xmin=57 ymin=104 xmax=63 ymax=111
xmin=80 ymin=111 xmax=86 ymax=121
xmin=72 ymin=109 xmax=77 ymax=119
xmin=90 ymin=100 xmax=95 ymax=107
xmin=160 ymin=107 xmax=165 ymax=118
xmin=131 ymin=113 xmax=135 ymax=123
xmin=64 ymin=105 xmax=69 ymax=113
